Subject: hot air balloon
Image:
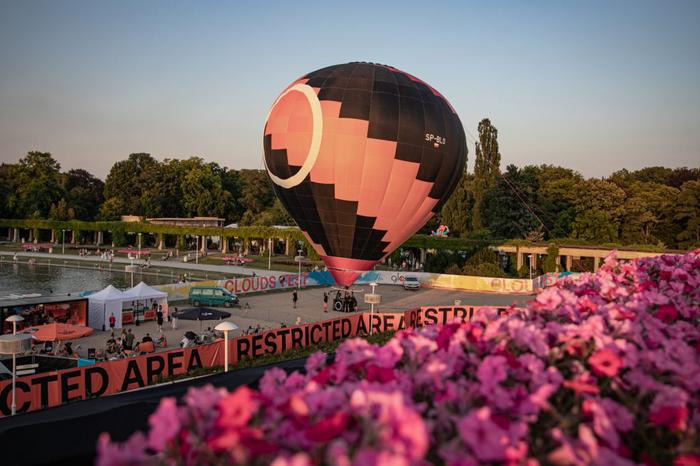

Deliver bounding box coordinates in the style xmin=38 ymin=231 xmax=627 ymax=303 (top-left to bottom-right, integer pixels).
xmin=263 ymin=62 xmax=467 ymax=286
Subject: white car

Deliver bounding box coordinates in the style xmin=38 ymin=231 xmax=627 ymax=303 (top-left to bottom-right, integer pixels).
xmin=403 ymin=276 xmax=421 ymax=290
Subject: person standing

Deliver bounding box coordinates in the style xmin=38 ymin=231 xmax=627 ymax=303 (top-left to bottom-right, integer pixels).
xmin=124 ymin=329 xmax=135 ymax=351
xmin=156 ymin=306 xmax=164 ymax=332
xmin=292 ymin=290 xmax=298 ymax=309
xmin=108 ymin=312 xmax=116 ymax=331
xmin=171 ymin=307 xmax=178 ymax=330
xmin=323 ymin=292 xmax=328 ymax=313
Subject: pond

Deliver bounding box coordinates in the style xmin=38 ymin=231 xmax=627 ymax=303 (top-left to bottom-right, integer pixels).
xmin=0 ymin=261 xmax=175 ymax=296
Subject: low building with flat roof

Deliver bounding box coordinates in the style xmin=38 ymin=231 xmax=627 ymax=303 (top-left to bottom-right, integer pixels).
xmin=0 ymin=295 xmax=89 ymax=334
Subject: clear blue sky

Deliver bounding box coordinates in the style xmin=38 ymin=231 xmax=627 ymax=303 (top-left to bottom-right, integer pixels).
xmin=1 ymin=0 xmax=698 ymax=179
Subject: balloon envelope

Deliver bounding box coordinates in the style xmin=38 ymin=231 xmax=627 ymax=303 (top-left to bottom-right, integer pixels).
xmin=263 ymin=62 xmax=467 ymax=285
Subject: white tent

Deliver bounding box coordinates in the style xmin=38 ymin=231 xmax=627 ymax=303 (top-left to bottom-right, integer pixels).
xmin=122 ymin=282 xmax=168 ymax=300
xmin=87 ymin=285 xmax=125 ymax=330
xmin=123 ymin=282 xmax=169 ymax=318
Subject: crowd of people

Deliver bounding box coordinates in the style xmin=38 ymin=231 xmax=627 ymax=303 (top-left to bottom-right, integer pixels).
xmin=102 ymin=328 xmax=167 ymax=360
xmin=30 ymin=340 xmax=80 ymax=358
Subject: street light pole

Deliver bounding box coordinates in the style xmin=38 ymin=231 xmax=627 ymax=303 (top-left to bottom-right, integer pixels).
xmin=297 ymin=248 xmax=303 ymax=289
xmin=370 ymin=282 xmax=376 ymax=335
xmin=6 ymin=315 xmax=24 ymax=416
xmin=196 ymin=236 xmax=199 ymax=264
xmin=215 ymin=321 xmax=239 ymax=372
xmin=364 ymin=283 xmax=381 ymax=336
xmin=268 ymin=238 xmax=272 ymax=270
xmin=61 ymin=229 xmax=65 ymax=254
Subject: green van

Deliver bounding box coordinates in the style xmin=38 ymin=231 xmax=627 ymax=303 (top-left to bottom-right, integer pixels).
xmin=189 ymin=286 xmax=240 ymax=307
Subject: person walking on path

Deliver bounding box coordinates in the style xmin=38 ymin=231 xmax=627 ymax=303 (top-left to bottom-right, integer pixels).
xmin=156 ymin=306 xmax=164 ymax=332
xmin=323 ymin=292 xmax=328 ymax=313
xmin=171 ymin=307 xmax=178 ymax=330
xmin=292 ymin=290 xmax=298 ymax=309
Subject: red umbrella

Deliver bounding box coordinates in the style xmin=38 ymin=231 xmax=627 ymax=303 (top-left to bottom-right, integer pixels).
xmin=117 ymin=249 xmax=151 ymax=256
xmin=222 ymin=256 xmax=254 ymax=264
xmin=25 ymin=323 xmax=94 ymax=342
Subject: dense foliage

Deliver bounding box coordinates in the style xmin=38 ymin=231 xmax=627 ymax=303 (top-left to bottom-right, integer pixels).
xmin=1 ymin=133 xmax=699 ymax=247
xmin=97 ymin=250 xmax=700 ymax=465
xmin=441 ymin=120 xmax=700 ymax=249
xmin=0 ymin=152 xmax=287 ymax=227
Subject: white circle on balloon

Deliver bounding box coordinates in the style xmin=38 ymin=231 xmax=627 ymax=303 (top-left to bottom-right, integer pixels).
xmin=263 ymin=83 xmax=323 ymax=189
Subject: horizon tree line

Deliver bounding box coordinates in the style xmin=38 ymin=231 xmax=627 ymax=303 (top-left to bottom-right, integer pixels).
xmin=1 ymin=121 xmax=699 ymax=249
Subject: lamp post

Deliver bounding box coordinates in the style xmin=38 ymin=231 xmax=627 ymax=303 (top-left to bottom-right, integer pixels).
xmin=2 ymin=315 xmax=30 ymax=416
xmin=195 ymin=236 xmax=199 ymax=264
xmin=214 ymin=321 xmax=239 ymax=372
xmin=7 ymin=314 xmax=23 ymax=335
xmin=364 ymin=283 xmax=381 ymax=335
xmin=297 ymin=248 xmax=303 ymax=289
xmin=138 ymin=232 xmax=142 ymax=256
xmin=268 ymin=238 xmax=272 ymax=270
xmin=61 ymin=229 xmax=65 ymax=254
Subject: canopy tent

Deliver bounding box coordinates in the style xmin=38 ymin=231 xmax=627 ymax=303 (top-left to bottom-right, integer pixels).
xmin=122 ymin=282 xmax=167 ymax=300
xmin=87 ymin=285 xmax=125 ymax=330
xmin=122 ymin=282 xmax=169 ymax=319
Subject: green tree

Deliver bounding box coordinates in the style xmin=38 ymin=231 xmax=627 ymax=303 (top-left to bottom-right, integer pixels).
xmin=542 ymin=244 xmax=560 ymax=273
xmin=440 ymin=172 xmax=474 ymax=237
xmin=668 ymin=167 xmax=700 ymax=188
xmin=238 ymin=170 xmax=275 ymax=225
xmin=461 ymin=247 xmax=506 ymax=277
xmin=254 ymin=198 xmax=295 ymax=226
xmin=0 ymin=164 xmax=18 ymax=218
xmin=675 ymin=180 xmax=700 ymax=247
xmin=482 ymin=165 xmax=540 ymax=239
xmin=571 ymin=179 xmax=626 ymax=242
xmin=13 ymin=152 xmax=63 ymax=218
xmin=103 ymin=153 xmax=158 ymax=215
xmin=62 ymin=169 xmax=104 ymax=220
xmin=98 ymin=197 xmax=127 ymax=220
xmin=536 ymin=165 xmax=583 ymax=238
xmin=620 ymin=181 xmax=678 ymax=244
xmin=140 ymin=157 xmax=206 ymax=218
xmin=49 ymin=198 xmax=73 ymax=220
xmin=181 ymin=163 xmax=231 ymax=217
xmin=472 ymin=118 xmax=501 ymax=230
xmin=220 ymin=169 xmax=245 ymax=222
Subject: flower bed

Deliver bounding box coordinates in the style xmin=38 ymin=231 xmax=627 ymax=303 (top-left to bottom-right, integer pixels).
xmin=98 ymin=251 xmax=700 ymax=466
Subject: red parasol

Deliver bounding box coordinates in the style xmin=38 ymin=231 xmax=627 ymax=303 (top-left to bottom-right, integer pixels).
xmin=117 ymin=249 xmax=151 ymax=256
xmin=25 ymin=323 xmax=94 ymax=342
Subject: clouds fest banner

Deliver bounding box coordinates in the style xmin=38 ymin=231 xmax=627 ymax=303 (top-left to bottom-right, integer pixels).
xmin=154 ymin=270 xmax=552 ymax=301
xmin=0 ymin=305 xmax=520 ymax=417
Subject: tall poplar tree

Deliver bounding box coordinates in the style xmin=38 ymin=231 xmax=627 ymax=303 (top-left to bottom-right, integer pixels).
xmin=472 ymin=119 xmax=501 ymax=230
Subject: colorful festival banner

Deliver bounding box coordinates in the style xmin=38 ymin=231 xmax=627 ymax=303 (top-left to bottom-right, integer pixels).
xmin=403 ymin=305 xmax=523 ymax=329
xmin=0 ymin=313 xmax=366 ymax=417
xmin=0 ymin=304 xmax=529 ymax=417
xmin=155 ymin=270 xmax=544 ymax=300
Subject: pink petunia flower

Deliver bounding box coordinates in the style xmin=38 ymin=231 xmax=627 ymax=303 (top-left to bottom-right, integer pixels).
xmin=655 ymin=304 xmax=678 ymax=323
xmin=147 ymin=397 xmax=180 ymax=451
xmin=458 ymin=407 xmax=510 ymax=462
xmin=588 ymin=348 xmax=622 ymax=377
xmin=649 ymin=406 xmax=688 ymax=431
xmin=675 ymin=455 xmax=700 ymax=466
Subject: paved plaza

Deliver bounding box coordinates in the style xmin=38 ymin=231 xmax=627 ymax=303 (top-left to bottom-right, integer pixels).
xmin=70 ymin=284 xmax=533 ymax=358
